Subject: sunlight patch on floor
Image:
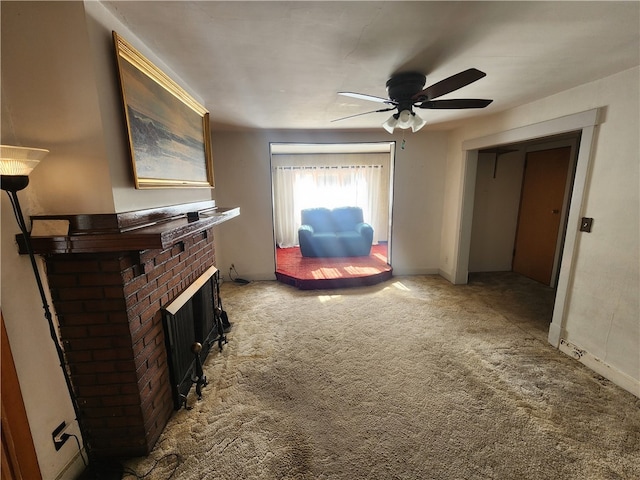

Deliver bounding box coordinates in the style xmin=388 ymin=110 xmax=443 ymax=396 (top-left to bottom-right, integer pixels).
xmin=391 ymin=281 xmax=411 ymax=291
xmin=312 ymin=267 xmax=341 ymax=279
xmin=344 ymin=266 xmax=381 ymax=275
xmin=317 ymin=294 xmax=342 ymax=303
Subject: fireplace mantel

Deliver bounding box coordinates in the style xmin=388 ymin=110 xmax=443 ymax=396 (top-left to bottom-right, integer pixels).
xmin=21 ymin=201 xmax=239 ymax=254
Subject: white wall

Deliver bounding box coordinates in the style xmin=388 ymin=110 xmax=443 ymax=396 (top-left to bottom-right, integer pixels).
xmin=1 ymin=1 xmax=114 ymax=215
xmin=469 ymin=150 xmax=524 ymax=272
xmin=211 ymin=130 xmax=448 ymax=280
xmin=1 ymin=1 xmax=216 ymax=216
xmin=1 ymin=3 xmax=103 ymax=478
xmin=562 ymin=69 xmax=639 ymax=389
xmin=1 ymin=201 xmax=82 ymax=480
xmin=84 ymin=1 xmax=215 ymax=213
xmin=441 ymin=67 xmax=640 ymax=393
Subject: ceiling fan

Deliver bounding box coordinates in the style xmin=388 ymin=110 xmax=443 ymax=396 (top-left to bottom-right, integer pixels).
xmin=335 ymin=68 xmax=493 ymax=133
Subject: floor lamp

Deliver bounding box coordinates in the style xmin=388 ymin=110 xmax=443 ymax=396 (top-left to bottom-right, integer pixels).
xmin=0 ymin=145 xmax=122 ymax=479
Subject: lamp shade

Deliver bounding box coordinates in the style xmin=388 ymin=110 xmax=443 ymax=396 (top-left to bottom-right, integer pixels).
xmin=0 ymin=145 xmax=49 ymax=176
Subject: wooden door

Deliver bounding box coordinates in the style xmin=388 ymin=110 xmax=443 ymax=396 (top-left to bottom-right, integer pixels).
xmin=1 ymin=313 xmax=43 ymax=480
xmin=513 ymin=147 xmax=571 ymax=285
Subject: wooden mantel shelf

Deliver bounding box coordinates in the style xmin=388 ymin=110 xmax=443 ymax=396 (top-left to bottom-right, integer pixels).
xmin=21 ymin=201 xmax=239 ymax=255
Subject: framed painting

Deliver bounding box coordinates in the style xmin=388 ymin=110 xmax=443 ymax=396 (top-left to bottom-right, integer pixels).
xmin=113 ymin=32 xmax=214 ymax=188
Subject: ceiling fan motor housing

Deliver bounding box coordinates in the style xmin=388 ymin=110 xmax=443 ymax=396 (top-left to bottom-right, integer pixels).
xmin=386 ymin=72 xmax=426 ymax=102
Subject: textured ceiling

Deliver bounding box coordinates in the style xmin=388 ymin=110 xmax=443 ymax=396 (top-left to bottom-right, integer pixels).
xmin=102 ymin=1 xmax=640 ymax=131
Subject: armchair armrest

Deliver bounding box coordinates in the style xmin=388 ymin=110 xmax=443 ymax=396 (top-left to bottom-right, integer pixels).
xmin=355 ymin=222 xmax=374 ymax=243
xmin=298 ymin=224 xmax=315 ymax=236
xmin=298 ymin=224 xmax=318 ymax=257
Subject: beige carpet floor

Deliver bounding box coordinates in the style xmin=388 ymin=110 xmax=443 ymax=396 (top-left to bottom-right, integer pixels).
xmin=123 ymin=273 xmax=640 ymax=480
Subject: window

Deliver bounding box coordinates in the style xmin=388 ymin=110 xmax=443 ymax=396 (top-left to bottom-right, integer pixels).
xmin=270 ymin=143 xmax=393 ymax=248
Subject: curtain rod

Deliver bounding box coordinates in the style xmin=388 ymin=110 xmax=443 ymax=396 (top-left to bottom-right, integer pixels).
xmin=273 ymin=165 xmax=383 ymax=170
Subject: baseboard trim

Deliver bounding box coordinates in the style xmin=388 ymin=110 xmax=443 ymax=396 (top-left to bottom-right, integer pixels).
xmin=559 ymin=339 xmax=640 ymax=398
xmin=547 ymin=322 xmax=562 ymax=347
xmin=54 ymin=449 xmax=87 ymax=480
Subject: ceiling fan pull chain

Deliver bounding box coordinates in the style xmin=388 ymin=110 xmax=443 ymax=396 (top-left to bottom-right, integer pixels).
xmin=401 ymin=130 xmax=406 ymax=150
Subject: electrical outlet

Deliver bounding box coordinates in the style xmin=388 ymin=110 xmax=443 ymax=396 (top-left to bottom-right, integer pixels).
xmin=52 ymin=421 xmax=70 ymax=451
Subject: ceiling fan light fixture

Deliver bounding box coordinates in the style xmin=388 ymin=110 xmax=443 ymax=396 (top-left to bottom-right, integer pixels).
xmin=383 ymin=110 xmax=415 ymax=134
xmin=410 ymin=113 xmax=426 ymax=132
xmin=384 ymin=109 xmax=425 ymax=134
xmin=397 ymin=109 xmax=414 ymax=129
xmin=383 ymin=114 xmax=399 ymax=134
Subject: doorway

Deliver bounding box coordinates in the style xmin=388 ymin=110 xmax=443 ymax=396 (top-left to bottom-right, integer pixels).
xmin=456 ymin=108 xmax=600 ymax=347
xmin=469 ymin=141 xmax=577 ymax=288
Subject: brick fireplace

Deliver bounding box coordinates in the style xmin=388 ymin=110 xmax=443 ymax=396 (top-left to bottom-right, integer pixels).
xmin=24 ymin=201 xmax=238 ymax=458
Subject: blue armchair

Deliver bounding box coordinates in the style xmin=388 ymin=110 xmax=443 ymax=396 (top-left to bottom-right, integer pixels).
xmin=298 ymin=207 xmax=374 ymax=257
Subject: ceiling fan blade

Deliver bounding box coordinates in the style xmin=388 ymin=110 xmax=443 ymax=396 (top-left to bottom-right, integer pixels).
xmin=331 ymin=107 xmax=396 ymax=122
xmin=412 ymin=68 xmax=487 ymax=102
xmin=416 ymin=99 xmax=493 ymax=109
xmin=338 ymin=92 xmax=396 ymax=105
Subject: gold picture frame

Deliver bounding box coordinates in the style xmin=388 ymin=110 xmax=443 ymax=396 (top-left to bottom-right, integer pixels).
xmin=113 ymin=32 xmax=214 ymax=189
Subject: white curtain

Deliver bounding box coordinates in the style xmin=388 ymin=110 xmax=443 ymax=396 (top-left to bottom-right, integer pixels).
xmin=273 ymin=159 xmax=385 ymax=248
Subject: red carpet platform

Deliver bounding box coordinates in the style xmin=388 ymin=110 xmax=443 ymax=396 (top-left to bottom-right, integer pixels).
xmin=275 ymin=244 xmax=392 ymax=290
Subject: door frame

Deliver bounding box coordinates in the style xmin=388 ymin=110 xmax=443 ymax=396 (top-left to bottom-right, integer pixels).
xmin=1 ymin=313 xmax=42 ymax=480
xmin=454 ymin=108 xmax=600 ymax=348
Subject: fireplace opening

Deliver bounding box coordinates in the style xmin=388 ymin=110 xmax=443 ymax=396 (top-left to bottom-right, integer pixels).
xmin=162 ymin=266 xmax=227 ymax=410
